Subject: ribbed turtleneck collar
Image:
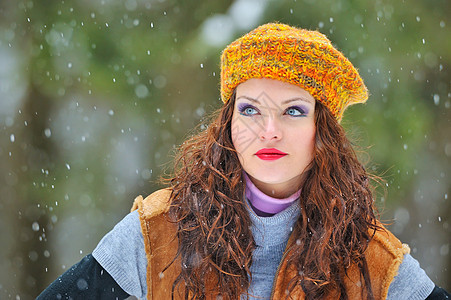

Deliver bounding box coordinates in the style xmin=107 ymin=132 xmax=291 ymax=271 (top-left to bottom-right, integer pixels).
xmin=244 ymin=172 xmax=301 ymax=217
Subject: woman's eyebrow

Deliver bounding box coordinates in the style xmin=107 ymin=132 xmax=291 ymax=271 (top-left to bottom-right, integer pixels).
xmin=236 ymin=95 xmax=314 ymax=105
xmin=282 ymin=97 xmax=314 ymax=105
xmin=236 ymin=95 xmax=261 ymax=104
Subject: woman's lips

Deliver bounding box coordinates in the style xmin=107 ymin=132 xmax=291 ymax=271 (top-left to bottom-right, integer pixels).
xmin=255 ymin=148 xmax=287 ymax=161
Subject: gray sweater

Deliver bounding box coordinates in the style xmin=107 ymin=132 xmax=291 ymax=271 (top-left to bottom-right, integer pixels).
xmin=93 ymin=202 xmax=434 ymax=299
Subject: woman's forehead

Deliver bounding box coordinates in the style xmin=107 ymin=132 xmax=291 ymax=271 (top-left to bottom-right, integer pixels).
xmin=235 ymin=78 xmax=315 ymax=105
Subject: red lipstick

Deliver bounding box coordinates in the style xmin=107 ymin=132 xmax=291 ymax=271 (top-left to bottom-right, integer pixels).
xmin=255 ymin=148 xmax=287 ymax=161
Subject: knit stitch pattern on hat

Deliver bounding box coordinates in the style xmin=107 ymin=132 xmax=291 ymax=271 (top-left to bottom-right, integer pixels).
xmin=220 ymin=23 xmax=368 ymax=121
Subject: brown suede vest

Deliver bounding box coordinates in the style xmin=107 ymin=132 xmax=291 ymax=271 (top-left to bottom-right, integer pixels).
xmin=131 ymin=189 xmax=410 ymax=300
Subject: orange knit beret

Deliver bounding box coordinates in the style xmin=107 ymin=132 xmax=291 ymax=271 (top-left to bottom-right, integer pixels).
xmin=220 ymin=23 xmax=368 ymax=121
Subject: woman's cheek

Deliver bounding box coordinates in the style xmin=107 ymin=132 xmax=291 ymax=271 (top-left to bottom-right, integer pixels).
xmin=231 ymin=118 xmax=254 ymax=152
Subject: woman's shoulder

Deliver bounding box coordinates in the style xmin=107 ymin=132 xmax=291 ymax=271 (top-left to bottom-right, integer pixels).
xmin=341 ymin=222 xmax=411 ymax=299
xmin=131 ymin=188 xmax=172 ymax=219
xmin=354 ymin=222 xmax=411 ymax=299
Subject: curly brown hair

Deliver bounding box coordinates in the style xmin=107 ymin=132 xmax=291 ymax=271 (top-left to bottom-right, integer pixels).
xmin=164 ymin=92 xmax=381 ymax=300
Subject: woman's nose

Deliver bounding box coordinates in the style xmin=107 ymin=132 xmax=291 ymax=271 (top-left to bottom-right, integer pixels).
xmin=259 ymin=117 xmax=282 ymax=141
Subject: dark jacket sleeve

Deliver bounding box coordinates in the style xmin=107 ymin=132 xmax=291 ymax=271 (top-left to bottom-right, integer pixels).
xmin=36 ymin=254 xmax=130 ymax=300
xmin=426 ymin=285 xmax=450 ymax=300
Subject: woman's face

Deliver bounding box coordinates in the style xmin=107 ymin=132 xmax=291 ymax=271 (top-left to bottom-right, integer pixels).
xmin=231 ymin=78 xmax=316 ymax=198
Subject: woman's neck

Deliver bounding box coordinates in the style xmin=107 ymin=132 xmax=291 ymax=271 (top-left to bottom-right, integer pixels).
xmin=244 ymin=172 xmax=301 ymax=217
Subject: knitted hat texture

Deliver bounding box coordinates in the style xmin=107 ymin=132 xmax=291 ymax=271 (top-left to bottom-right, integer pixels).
xmin=220 ymin=23 xmax=368 ymax=121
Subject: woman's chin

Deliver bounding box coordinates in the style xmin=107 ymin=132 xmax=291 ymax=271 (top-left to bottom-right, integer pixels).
xmin=249 ymin=174 xmax=290 ymax=187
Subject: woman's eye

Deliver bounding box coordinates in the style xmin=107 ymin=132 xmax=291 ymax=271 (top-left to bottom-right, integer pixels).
xmin=239 ymin=105 xmax=259 ymax=116
xmin=285 ymin=107 xmax=306 ymax=116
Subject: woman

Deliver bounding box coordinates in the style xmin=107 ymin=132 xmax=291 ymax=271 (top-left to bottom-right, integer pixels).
xmin=38 ymin=23 xmax=448 ymax=299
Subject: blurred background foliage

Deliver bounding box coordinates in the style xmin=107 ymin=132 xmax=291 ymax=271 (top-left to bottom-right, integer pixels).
xmin=0 ymin=0 xmax=449 ymax=298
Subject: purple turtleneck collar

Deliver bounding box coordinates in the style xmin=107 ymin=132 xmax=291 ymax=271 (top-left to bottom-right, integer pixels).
xmin=244 ymin=172 xmax=301 ymax=217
